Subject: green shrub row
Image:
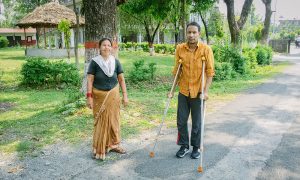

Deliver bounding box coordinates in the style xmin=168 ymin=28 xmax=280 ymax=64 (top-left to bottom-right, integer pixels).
xmin=119 ymin=42 xmax=175 ymax=54
xmin=21 ymin=57 xmax=80 ymax=87
xmin=212 ymin=44 xmax=273 ymax=81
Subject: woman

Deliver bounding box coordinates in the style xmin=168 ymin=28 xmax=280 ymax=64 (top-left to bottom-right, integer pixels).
xmin=87 ymin=38 xmax=129 ymax=160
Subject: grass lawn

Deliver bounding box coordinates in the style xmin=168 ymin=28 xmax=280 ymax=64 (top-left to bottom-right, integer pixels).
xmin=0 ymin=48 xmax=289 ymax=158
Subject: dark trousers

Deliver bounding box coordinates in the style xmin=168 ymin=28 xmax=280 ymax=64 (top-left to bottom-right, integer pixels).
xmin=177 ymin=93 xmax=204 ymax=148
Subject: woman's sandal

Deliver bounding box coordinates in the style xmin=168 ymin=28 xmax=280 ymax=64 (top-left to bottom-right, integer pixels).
xmin=111 ymin=147 xmax=126 ymax=154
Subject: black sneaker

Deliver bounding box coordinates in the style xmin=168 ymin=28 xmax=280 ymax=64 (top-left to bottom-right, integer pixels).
xmin=190 ymin=147 xmax=200 ymax=159
xmin=176 ymin=146 xmax=189 ymax=158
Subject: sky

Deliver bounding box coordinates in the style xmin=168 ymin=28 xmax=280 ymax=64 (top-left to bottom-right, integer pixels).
xmin=218 ymin=0 xmax=300 ymax=23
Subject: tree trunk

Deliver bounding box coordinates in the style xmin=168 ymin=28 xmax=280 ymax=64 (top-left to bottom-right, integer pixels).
xmin=224 ymin=0 xmax=253 ymax=48
xmin=199 ymin=10 xmax=209 ymax=44
xmin=174 ymin=22 xmax=179 ymax=45
xmin=43 ymin=27 xmax=47 ymax=48
xmin=181 ymin=0 xmax=187 ymax=42
xmin=82 ymin=0 xmax=118 ymax=93
xmin=174 ymin=0 xmax=180 ymax=45
xmin=260 ymin=0 xmax=272 ymax=44
xmin=73 ymin=0 xmax=80 ymax=69
xmin=144 ymin=20 xmax=161 ymax=56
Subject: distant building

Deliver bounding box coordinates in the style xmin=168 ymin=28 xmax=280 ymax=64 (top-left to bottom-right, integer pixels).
xmin=0 ymin=28 xmax=36 ymax=47
xmin=279 ymin=19 xmax=300 ymax=26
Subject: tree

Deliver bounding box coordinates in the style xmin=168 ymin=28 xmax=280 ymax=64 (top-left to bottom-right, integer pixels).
xmin=167 ymin=0 xmax=181 ymax=44
xmin=118 ymin=7 xmax=143 ymax=42
xmin=15 ymin=0 xmax=50 ymax=19
xmin=120 ymin=0 xmax=172 ymax=55
xmin=82 ymin=0 xmax=126 ymax=92
xmin=180 ymin=0 xmax=188 ymax=42
xmin=72 ymin=0 xmax=79 ymax=69
xmin=224 ymin=0 xmax=254 ymax=47
xmin=255 ymin=24 xmax=263 ymax=43
xmin=58 ymin=19 xmax=71 ymax=60
xmin=1 ymin=0 xmax=20 ymax=27
xmin=192 ymin=0 xmax=217 ymax=44
xmin=260 ymin=0 xmax=272 ymax=44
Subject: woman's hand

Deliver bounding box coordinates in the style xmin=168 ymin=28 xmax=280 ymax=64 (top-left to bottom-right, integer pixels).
xmin=122 ymin=96 xmax=129 ymax=107
xmin=87 ymin=97 xmax=93 ymax=109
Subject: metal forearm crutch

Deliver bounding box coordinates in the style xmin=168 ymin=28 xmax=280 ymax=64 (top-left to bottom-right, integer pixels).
xmin=150 ymin=59 xmax=182 ymax=158
xmin=198 ymin=56 xmax=206 ymax=173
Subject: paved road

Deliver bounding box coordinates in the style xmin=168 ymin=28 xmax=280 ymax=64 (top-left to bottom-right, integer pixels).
xmin=1 ymin=54 xmax=300 ymax=180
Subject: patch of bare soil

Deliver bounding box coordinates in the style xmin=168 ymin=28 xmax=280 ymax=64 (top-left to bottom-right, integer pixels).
xmin=0 ymin=102 xmax=14 ymax=113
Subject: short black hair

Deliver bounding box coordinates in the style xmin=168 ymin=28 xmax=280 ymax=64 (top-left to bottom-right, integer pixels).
xmin=186 ymin=22 xmax=201 ymax=32
xmin=99 ymin=38 xmax=112 ymax=47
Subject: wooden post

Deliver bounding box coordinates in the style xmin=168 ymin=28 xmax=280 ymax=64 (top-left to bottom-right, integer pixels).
xmin=43 ymin=27 xmax=47 ymax=48
xmin=36 ymin=28 xmax=40 ymax=48
xmin=24 ymin=28 xmax=27 ymax=55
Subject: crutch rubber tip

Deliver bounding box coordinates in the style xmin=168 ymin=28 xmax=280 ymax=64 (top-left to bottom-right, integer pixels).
xmin=197 ymin=166 xmax=203 ymax=173
xmin=149 ymin=152 xmax=155 ymax=158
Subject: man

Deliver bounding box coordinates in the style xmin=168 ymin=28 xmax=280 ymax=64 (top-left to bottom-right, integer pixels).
xmin=171 ymin=22 xmax=215 ymax=159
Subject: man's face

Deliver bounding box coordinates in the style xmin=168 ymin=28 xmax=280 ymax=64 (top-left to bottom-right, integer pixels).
xmin=187 ymin=25 xmax=200 ymax=44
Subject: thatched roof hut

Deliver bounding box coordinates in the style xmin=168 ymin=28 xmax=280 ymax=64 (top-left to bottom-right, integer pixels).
xmin=16 ymin=1 xmax=85 ymax=28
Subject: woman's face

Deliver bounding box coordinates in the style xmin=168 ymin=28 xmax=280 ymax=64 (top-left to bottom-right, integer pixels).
xmin=99 ymin=40 xmax=112 ymax=56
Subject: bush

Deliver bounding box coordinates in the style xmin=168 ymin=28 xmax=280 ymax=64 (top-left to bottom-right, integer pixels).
xmin=243 ymin=48 xmax=257 ymax=69
xmin=212 ymin=44 xmax=248 ymax=74
xmin=139 ymin=43 xmax=149 ymax=52
xmin=214 ymin=62 xmax=234 ymax=81
xmin=255 ymin=45 xmax=273 ymax=65
xmin=119 ymin=43 xmax=126 ymax=50
xmin=21 ymin=57 xmax=80 ymax=87
xmin=154 ymin=44 xmax=166 ymax=53
xmin=153 ymin=44 xmax=176 ymax=54
xmin=0 ymin=36 xmax=9 ymax=48
xmin=119 ymin=42 xmax=176 ymax=54
xmin=128 ymin=60 xmax=157 ymax=83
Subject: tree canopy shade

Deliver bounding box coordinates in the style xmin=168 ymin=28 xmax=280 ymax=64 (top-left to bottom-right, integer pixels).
xmin=224 ymin=0 xmax=254 ymax=47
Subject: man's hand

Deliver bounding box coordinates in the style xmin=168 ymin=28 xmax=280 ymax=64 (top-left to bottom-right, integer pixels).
xmin=167 ymin=92 xmax=174 ymax=98
xmin=204 ymin=89 xmax=209 ymax=100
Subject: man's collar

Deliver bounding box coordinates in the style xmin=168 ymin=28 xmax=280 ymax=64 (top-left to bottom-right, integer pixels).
xmin=184 ymin=42 xmax=201 ymax=50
